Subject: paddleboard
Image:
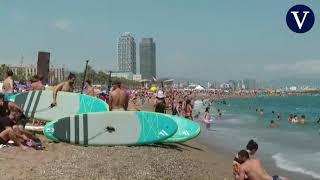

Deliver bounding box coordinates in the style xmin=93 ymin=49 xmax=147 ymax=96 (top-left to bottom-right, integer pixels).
xmin=43 ymin=111 xmax=178 ymax=145
xmin=163 ymin=115 xmax=201 ymax=143
xmin=14 ymin=90 xmax=109 ymax=121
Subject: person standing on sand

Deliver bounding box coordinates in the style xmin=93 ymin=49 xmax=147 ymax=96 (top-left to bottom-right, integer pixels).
xmin=204 ymin=107 xmax=211 ymax=130
xmin=84 ymin=80 xmax=95 ymax=97
xmin=109 ymin=81 xmax=129 ymax=111
xmin=2 ymin=70 xmax=14 ymax=94
xmin=30 ymin=75 xmax=45 ymax=91
xmin=51 ymin=73 xmax=76 ymax=107
xmin=185 ymin=99 xmax=193 ymax=120
xmin=154 ymin=90 xmax=166 ymax=113
xmin=237 ymin=149 xmax=288 ymax=180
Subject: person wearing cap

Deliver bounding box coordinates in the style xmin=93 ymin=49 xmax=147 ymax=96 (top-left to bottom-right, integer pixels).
xmin=109 ymin=80 xmax=129 ymax=111
xmin=154 ymin=90 xmax=166 ymax=113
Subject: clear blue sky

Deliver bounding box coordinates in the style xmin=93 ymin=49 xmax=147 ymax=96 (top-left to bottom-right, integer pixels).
xmin=0 ymin=0 xmax=319 ymax=81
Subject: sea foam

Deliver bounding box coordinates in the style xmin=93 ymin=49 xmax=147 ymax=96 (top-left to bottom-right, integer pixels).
xmin=272 ymin=153 xmax=320 ymax=179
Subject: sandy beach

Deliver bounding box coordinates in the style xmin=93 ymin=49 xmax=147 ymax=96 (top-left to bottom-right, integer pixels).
xmin=0 ymin=104 xmax=233 ymax=180
xmin=0 ymin=137 xmax=233 ymax=180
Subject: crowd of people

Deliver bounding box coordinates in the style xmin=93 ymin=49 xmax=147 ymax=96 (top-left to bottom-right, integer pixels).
xmin=254 ymin=108 xmax=320 ymax=128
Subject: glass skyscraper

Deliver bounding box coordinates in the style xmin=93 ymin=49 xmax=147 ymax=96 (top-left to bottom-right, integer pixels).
xmin=117 ymin=32 xmax=136 ymax=73
xmin=139 ymin=38 xmax=156 ymax=80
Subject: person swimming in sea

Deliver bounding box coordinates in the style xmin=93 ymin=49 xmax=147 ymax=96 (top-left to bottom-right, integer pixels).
xmin=277 ymin=115 xmax=281 ymax=121
xmin=270 ymin=120 xmax=278 ymax=128
xmin=292 ymin=115 xmax=299 ymax=124
xmin=260 ymin=109 xmax=264 ymax=116
xmin=217 ymin=109 xmax=222 ymax=118
xmin=288 ymin=114 xmax=293 ymax=123
xmin=316 ymin=118 xmax=320 ymax=125
xmin=299 ymin=115 xmax=306 ymax=125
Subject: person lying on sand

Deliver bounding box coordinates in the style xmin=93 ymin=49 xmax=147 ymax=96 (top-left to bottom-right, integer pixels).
xmin=1 ymin=94 xmax=41 ymax=149
xmin=237 ymin=149 xmax=288 ymax=180
xmin=0 ymin=117 xmax=28 ymax=150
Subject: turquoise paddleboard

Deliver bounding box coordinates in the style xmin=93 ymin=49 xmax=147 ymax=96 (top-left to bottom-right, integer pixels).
xmin=14 ymin=90 xmax=109 ymax=121
xmin=4 ymin=93 xmax=18 ymax=102
xmin=162 ymin=115 xmax=201 ymax=143
xmin=43 ymin=111 xmax=178 ymax=145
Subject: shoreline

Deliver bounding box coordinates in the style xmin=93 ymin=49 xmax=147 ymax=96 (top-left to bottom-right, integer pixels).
xmin=201 ymin=98 xmax=319 ymax=180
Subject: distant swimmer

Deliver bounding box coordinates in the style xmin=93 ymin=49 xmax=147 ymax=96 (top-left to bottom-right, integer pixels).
xmin=51 ymin=73 xmax=76 ymax=107
xmin=260 ymin=109 xmax=264 ymax=116
xmin=237 ymin=149 xmax=288 ymax=180
xmin=316 ymin=118 xmax=320 ymax=125
xmin=277 ymin=115 xmax=281 ymax=121
xmin=269 ymin=120 xmax=278 ymax=128
xmin=288 ymin=114 xmax=293 ymax=123
xmin=217 ymin=109 xmax=222 ymax=118
xmin=292 ymin=115 xmax=299 ymax=124
xmin=272 ymin=111 xmax=275 ymax=115
xmin=299 ymin=115 xmax=306 ymax=125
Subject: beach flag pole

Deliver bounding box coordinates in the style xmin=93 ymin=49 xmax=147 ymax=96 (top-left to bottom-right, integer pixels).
xmin=108 ymin=71 xmax=112 ymax=93
xmin=81 ymin=60 xmax=89 ymax=94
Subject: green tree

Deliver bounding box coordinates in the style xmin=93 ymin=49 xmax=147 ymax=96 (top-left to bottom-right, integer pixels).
xmin=16 ymin=68 xmax=26 ymax=82
xmin=0 ymin=64 xmax=9 ymax=81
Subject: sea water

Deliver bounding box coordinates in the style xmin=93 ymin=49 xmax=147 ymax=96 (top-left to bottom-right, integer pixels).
xmin=194 ymin=96 xmax=320 ymax=180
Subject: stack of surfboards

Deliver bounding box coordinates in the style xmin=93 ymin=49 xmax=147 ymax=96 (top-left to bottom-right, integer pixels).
xmin=13 ymin=90 xmax=201 ymax=146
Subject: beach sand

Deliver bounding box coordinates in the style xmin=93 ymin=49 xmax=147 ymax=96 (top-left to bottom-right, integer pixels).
xmin=0 ymin=104 xmax=233 ymax=180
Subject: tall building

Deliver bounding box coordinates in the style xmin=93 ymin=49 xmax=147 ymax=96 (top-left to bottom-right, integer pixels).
xmin=244 ymin=78 xmax=257 ymax=90
xmin=37 ymin=51 xmax=50 ymax=84
xmin=139 ymin=38 xmax=156 ymax=80
xmin=117 ymin=32 xmax=136 ymax=73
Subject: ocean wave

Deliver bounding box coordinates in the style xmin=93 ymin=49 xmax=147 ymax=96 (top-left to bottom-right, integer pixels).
xmin=272 ymin=153 xmax=320 ymax=179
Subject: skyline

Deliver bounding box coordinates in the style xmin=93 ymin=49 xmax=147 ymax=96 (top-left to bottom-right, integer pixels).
xmin=0 ymin=1 xmax=319 ymax=81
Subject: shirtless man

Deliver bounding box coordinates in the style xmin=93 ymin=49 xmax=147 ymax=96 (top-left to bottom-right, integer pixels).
xmin=51 ymin=73 xmax=76 ymax=107
xmin=84 ymin=80 xmax=95 ymax=96
xmin=109 ymin=81 xmax=129 ymax=111
xmin=31 ymin=75 xmax=45 ymax=91
xmin=0 ymin=94 xmax=30 ymax=149
xmin=2 ymin=70 xmax=14 ymax=94
xmin=237 ymin=149 xmax=287 ymax=180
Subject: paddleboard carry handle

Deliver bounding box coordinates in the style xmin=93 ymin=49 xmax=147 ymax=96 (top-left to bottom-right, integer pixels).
xmin=105 ymin=126 xmax=115 ymax=133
